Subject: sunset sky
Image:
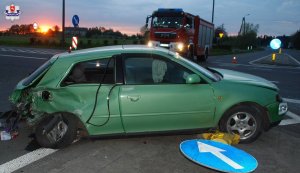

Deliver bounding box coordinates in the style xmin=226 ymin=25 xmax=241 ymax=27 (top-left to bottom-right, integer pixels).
xmin=1 ymin=0 xmax=299 ymax=36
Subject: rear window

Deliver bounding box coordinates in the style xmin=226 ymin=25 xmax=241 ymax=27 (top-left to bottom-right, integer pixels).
xmin=22 ymin=60 xmax=52 ymax=86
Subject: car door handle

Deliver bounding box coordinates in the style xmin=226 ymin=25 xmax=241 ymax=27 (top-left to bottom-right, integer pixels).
xmin=127 ymin=95 xmax=141 ymax=102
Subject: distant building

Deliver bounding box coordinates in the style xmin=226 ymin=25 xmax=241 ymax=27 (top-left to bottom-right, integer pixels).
xmin=65 ymin=27 xmax=88 ymax=37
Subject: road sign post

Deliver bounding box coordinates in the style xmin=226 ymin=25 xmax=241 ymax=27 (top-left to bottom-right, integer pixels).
xmin=180 ymin=139 xmax=258 ymax=173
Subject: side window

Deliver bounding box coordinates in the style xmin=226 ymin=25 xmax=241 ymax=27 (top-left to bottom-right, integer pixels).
xmin=124 ymin=54 xmax=192 ymax=85
xmin=62 ymin=58 xmax=115 ymax=86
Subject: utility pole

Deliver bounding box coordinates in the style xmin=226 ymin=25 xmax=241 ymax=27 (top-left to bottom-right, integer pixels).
xmin=62 ymin=0 xmax=65 ymax=48
xmin=238 ymin=14 xmax=250 ymax=36
xmin=212 ymin=0 xmax=215 ymax=24
xmin=243 ymin=17 xmax=245 ymax=35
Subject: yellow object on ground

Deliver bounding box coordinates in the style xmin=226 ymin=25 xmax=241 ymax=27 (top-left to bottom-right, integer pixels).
xmin=202 ymin=131 xmax=240 ymax=145
xmin=272 ymin=53 xmax=276 ymax=61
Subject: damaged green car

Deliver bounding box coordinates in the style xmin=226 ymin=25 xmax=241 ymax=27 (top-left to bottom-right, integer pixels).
xmin=9 ymin=45 xmax=287 ymax=148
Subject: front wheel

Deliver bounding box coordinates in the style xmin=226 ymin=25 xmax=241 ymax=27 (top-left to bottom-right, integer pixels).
xmin=186 ymin=49 xmax=195 ymax=62
xmin=219 ymin=105 xmax=263 ymax=143
xmin=35 ymin=113 xmax=77 ymax=148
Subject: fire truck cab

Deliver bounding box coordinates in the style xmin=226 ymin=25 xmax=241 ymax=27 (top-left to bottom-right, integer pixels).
xmin=146 ymin=8 xmax=214 ymax=62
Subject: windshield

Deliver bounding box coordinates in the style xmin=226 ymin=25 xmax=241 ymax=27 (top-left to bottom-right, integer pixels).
xmin=169 ymin=52 xmax=219 ymax=82
xmin=22 ymin=60 xmax=52 ymax=86
xmin=152 ymin=16 xmax=183 ymax=28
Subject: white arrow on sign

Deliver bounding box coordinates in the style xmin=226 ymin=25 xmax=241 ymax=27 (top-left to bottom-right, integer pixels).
xmin=197 ymin=141 xmax=244 ymax=170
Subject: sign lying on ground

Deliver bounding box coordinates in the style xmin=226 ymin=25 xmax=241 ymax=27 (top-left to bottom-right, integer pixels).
xmin=270 ymin=38 xmax=281 ymax=50
xmin=180 ymin=139 xmax=258 ymax=173
xmin=72 ymin=15 xmax=80 ymax=27
xmin=5 ymin=4 xmax=21 ymax=21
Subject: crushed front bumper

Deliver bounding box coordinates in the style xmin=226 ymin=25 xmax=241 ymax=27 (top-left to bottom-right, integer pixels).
xmin=264 ymin=101 xmax=288 ymax=130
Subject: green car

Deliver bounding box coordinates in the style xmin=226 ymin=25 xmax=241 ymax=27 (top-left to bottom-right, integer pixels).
xmin=9 ymin=45 xmax=287 ymax=148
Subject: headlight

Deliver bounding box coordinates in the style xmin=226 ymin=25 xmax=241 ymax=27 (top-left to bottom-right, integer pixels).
xmin=147 ymin=41 xmax=153 ymax=47
xmin=278 ymin=102 xmax=288 ymax=115
xmin=177 ymin=43 xmax=184 ymax=52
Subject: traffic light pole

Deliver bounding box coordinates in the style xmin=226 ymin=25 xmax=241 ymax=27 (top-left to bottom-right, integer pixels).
xmin=62 ymin=0 xmax=65 ymax=48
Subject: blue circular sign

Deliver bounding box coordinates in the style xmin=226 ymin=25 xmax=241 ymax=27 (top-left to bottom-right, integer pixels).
xmin=270 ymin=39 xmax=281 ymax=50
xmin=180 ymin=139 xmax=258 ymax=173
xmin=72 ymin=15 xmax=80 ymax=27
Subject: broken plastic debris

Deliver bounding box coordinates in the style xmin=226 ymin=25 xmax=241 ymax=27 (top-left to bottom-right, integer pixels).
xmin=201 ymin=131 xmax=240 ymax=145
xmin=11 ymin=131 xmax=19 ymax=139
xmin=1 ymin=131 xmax=12 ymax=141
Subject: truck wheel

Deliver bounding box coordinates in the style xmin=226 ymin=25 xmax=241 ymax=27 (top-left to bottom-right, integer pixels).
xmin=219 ymin=105 xmax=263 ymax=143
xmin=186 ymin=47 xmax=195 ymax=62
xmin=198 ymin=50 xmax=208 ymax=62
xmin=35 ymin=113 xmax=77 ymax=148
xmin=204 ymin=50 xmax=208 ymax=61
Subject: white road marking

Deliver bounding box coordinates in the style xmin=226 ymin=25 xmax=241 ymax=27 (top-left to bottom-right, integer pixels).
xmin=283 ymin=98 xmax=300 ymax=104
xmin=286 ymin=54 xmax=300 ymax=65
xmin=249 ymin=54 xmax=270 ymax=65
xmin=0 ymin=148 xmax=57 ymax=173
xmin=249 ymin=53 xmax=300 ymax=69
xmin=279 ymin=111 xmax=300 ymax=126
xmin=0 ymin=54 xmax=47 ymax=60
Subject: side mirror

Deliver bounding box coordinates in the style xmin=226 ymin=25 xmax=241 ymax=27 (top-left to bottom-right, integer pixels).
xmin=186 ymin=74 xmax=201 ymax=84
xmin=145 ymin=15 xmax=151 ymax=28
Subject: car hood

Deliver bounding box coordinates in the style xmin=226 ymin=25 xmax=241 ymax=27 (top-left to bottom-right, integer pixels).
xmin=211 ymin=68 xmax=279 ymax=91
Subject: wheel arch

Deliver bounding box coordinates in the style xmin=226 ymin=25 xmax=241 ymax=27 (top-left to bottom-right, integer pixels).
xmin=35 ymin=111 xmax=89 ymax=137
xmin=218 ymin=101 xmax=270 ymax=131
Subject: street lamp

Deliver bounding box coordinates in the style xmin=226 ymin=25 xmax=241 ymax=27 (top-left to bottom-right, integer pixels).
xmin=238 ymin=14 xmax=250 ymax=35
xmin=243 ymin=14 xmax=250 ymax=35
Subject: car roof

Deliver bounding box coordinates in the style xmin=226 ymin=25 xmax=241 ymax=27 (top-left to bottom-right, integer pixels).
xmin=56 ymin=45 xmax=171 ymax=60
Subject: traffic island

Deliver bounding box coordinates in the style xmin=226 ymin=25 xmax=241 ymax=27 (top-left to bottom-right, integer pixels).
xmin=250 ymin=53 xmax=300 ymax=67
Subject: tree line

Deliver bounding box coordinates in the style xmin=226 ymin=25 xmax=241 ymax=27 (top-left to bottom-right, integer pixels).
xmin=213 ymin=23 xmax=300 ymax=50
xmin=1 ymin=24 xmax=143 ymax=39
xmin=1 ymin=23 xmax=300 ymax=50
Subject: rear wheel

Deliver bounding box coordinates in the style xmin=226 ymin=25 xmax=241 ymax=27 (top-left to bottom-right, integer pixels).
xmin=219 ymin=105 xmax=263 ymax=143
xmin=197 ymin=49 xmax=208 ymax=62
xmin=35 ymin=113 xmax=77 ymax=148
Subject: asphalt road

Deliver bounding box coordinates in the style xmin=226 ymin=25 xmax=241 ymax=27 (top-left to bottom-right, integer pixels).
xmin=0 ymin=46 xmax=299 ymax=173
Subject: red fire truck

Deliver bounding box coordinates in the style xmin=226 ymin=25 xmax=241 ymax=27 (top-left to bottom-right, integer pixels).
xmin=146 ymin=8 xmax=214 ymax=61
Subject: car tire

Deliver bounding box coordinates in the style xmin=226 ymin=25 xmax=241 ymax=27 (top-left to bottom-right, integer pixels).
xmin=35 ymin=113 xmax=77 ymax=148
xmin=219 ymin=105 xmax=263 ymax=143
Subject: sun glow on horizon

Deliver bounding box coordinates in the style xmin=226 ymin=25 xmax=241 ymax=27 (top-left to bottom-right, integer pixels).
xmin=39 ymin=25 xmax=51 ymax=33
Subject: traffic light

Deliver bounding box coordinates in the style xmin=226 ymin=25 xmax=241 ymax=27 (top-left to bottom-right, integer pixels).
xmin=219 ymin=32 xmax=224 ymax=38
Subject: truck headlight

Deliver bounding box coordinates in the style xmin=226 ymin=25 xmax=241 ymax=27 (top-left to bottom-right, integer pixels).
xmin=177 ymin=43 xmax=184 ymax=52
xmin=148 ymin=41 xmax=153 ymax=47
